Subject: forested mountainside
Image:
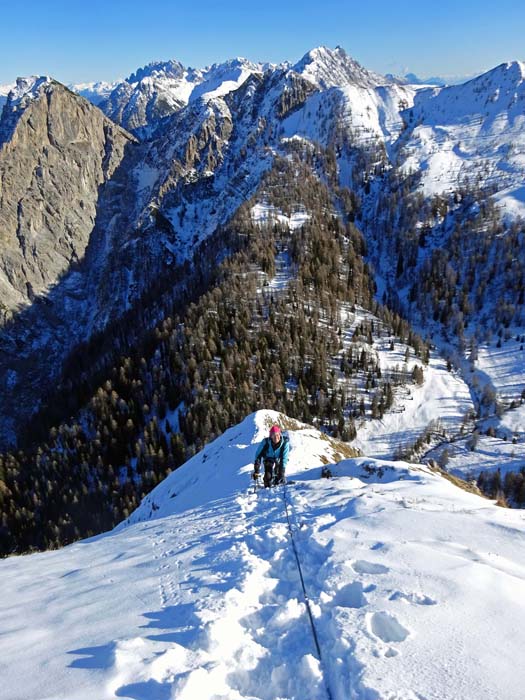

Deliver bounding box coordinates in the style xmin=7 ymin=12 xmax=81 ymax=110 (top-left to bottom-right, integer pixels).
xmin=1 ymin=47 xmax=524 ymax=554
xmin=0 ymin=153 xmax=431 ymax=554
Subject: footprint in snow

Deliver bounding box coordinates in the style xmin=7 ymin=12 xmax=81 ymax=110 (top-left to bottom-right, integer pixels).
xmin=352 ymin=560 xmax=389 ymax=575
xmin=389 ymin=590 xmax=437 ymax=606
xmin=333 ymin=581 xmax=368 ymax=609
xmin=368 ymin=611 xmax=410 ymax=643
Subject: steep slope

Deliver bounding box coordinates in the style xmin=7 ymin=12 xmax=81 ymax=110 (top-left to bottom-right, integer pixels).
xmin=97 ymin=57 xmax=266 ymax=132
xmin=0 ymin=76 xmax=135 ymax=316
xmin=277 ymin=46 xmax=417 ymax=153
xmin=98 ymin=60 xmax=191 ymax=132
xmin=400 ymin=61 xmax=525 ymax=216
xmin=292 ymin=46 xmax=390 ymax=89
xmin=1 ymin=410 xmax=524 ymax=700
xmin=0 ymin=78 xmax=137 ymax=443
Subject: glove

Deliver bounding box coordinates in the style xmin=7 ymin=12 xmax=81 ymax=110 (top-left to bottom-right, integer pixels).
xmin=253 ymin=461 xmax=260 ymax=480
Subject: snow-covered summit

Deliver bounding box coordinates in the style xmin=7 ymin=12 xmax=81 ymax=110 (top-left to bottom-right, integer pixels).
xmin=0 ymin=81 xmax=16 ymax=109
xmin=97 ymin=56 xmax=265 ymax=131
xmin=4 ymin=75 xmax=51 ymax=105
xmin=189 ymin=57 xmax=264 ymax=103
xmin=126 ymin=59 xmax=186 ymax=84
xmin=2 ymin=409 xmax=525 ymax=699
xmin=412 ymin=59 xmax=525 ymax=119
xmin=398 ymin=59 xmax=525 ymax=213
xmin=293 ymin=45 xmax=390 ymax=89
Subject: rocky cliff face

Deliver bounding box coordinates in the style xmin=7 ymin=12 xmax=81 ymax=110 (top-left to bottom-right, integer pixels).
xmin=0 ymin=79 xmax=137 ymax=444
xmin=0 ymin=78 xmax=135 ymax=321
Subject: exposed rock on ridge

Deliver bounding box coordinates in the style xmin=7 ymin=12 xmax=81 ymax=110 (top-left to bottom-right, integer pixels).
xmin=0 ymin=78 xmax=135 ymax=320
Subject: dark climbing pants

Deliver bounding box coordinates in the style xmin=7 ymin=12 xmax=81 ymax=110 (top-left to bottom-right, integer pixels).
xmin=263 ymin=458 xmax=284 ymax=487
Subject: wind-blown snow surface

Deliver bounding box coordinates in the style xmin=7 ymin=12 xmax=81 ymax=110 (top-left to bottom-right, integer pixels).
xmin=2 ymin=410 xmax=525 ymax=700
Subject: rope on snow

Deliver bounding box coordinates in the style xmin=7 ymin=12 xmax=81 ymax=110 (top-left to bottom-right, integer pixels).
xmin=281 ymin=482 xmax=334 ymax=700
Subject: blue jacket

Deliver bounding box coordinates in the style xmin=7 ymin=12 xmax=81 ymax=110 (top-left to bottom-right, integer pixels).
xmin=254 ymin=436 xmax=290 ymax=471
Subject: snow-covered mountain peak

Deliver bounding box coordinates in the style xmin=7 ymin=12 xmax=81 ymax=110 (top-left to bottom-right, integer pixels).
xmin=126 ymin=59 xmax=186 ymax=85
xmin=409 ymin=59 xmax=525 ymax=129
xmin=459 ymin=59 xmax=525 ymax=95
xmin=203 ymin=57 xmax=265 ymax=86
xmin=96 ymin=55 xmax=266 ymax=131
xmin=69 ymin=80 xmax=120 ymax=105
xmin=489 ymin=60 xmax=525 ymax=83
xmin=401 ymin=58 xmax=525 ymax=211
xmin=0 ymin=76 xmax=54 ymax=146
xmin=0 ymin=81 xmax=15 ymax=102
xmin=293 ymin=45 xmax=389 ymax=89
xmin=205 ymin=56 xmax=261 ymax=73
xmin=6 ymin=75 xmax=52 ymax=105
xmin=190 ymin=57 xmax=264 ymax=102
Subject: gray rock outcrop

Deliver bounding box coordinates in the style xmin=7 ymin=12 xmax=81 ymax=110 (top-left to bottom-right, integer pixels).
xmin=0 ymin=77 xmax=135 ymax=323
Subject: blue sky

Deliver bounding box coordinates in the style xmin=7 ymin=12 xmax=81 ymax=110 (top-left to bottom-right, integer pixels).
xmin=1 ymin=0 xmax=523 ymax=84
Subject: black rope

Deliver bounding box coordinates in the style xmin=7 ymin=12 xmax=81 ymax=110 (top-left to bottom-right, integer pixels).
xmin=282 ymin=483 xmax=334 ymax=700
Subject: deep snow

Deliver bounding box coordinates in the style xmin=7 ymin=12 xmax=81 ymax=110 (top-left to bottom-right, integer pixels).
xmin=1 ymin=410 xmax=525 ymax=700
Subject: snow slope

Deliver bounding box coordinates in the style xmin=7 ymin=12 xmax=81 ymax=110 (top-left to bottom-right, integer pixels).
xmin=1 ymin=410 xmax=525 ymax=700
xmin=401 ymin=61 xmax=525 ymax=215
xmin=354 ymin=353 xmax=473 ymax=459
xmin=474 ymin=335 xmax=525 ymax=405
xmin=426 ymin=402 xmax=525 ymax=480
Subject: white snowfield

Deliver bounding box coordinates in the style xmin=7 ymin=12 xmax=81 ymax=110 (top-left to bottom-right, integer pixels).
xmin=2 ymin=410 xmax=525 ymax=700
xmin=402 ymin=61 xmax=525 ymax=215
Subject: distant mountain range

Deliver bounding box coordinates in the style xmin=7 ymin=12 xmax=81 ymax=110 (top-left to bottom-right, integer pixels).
xmin=402 ymin=71 xmax=482 ymax=86
xmin=0 ymin=61 xmax=486 ymax=117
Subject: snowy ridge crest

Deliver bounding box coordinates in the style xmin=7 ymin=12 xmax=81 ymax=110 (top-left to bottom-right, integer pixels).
xmin=127 ymin=59 xmax=186 ymax=84
xmin=2 ymin=409 xmax=525 ymax=699
xmin=5 ymin=75 xmax=51 ymax=105
xmin=293 ymin=46 xmax=390 ymax=89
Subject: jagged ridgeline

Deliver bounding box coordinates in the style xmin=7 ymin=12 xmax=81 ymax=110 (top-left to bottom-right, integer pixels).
xmin=0 ymin=151 xmax=429 ymax=555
